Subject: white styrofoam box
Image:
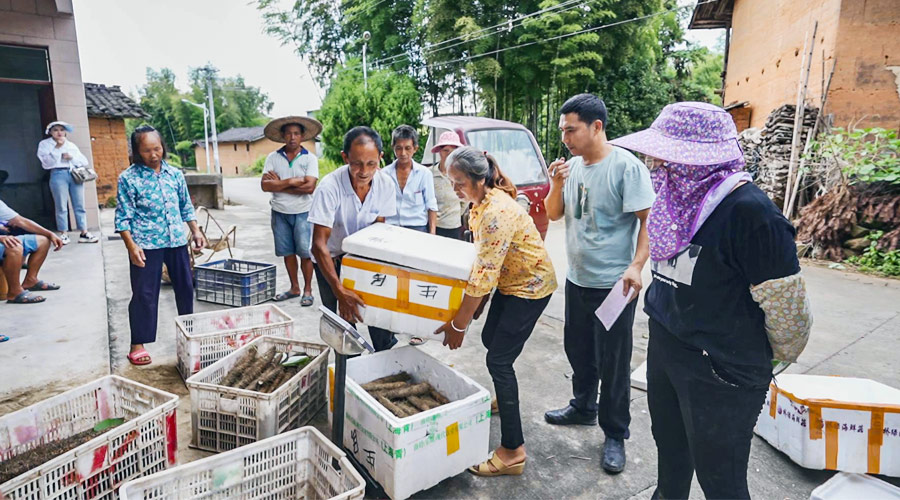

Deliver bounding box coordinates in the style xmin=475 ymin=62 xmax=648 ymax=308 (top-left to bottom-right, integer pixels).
xmin=175 ymin=304 xmax=293 ymax=380
xmin=331 ymin=346 xmax=491 ymax=500
xmin=186 ymin=336 xmax=330 ymax=453
xmin=340 ymin=255 xmax=467 ymax=337
xmin=341 ymin=223 xmax=476 ymax=280
xmin=0 ymin=376 xmax=179 ymax=500
xmin=631 ymin=360 xmax=647 ymax=391
xmin=810 ymin=472 xmax=900 ymax=500
xmin=119 ymin=426 xmax=365 ymax=500
xmin=755 ymin=374 xmax=900 ymax=477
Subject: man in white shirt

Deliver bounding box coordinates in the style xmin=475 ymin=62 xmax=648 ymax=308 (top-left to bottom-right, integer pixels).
xmin=308 ymin=126 xmax=398 ymax=351
xmin=261 ymin=116 xmax=322 ymax=306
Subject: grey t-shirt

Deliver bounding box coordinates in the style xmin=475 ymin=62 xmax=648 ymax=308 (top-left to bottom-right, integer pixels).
xmin=563 ymin=147 xmax=656 ymax=288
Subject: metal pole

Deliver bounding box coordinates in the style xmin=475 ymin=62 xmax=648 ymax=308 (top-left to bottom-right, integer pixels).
xmin=363 ymin=43 xmax=368 ymax=92
xmin=205 ymin=68 xmax=221 ymax=175
xmin=332 ymin=354 xmax=348 ymax=446
xmin=203 ymin=106 xmax=211 ymax=173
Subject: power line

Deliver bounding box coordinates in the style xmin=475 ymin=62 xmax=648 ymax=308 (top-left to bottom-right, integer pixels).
xmin=424 ymin=0 xmax=716 ymax=71
xmin=370 ymin=0 xmax=587 ymax=67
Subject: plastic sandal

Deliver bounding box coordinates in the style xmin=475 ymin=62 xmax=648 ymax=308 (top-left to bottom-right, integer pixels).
xmin=127 ymin=348 xmax=152 ymax=366
xmin=26 ymin=280 xmax=60 ymax=291
xmin=274 ymin=291 xmax=302 ymax=302
xmin=301 ymin=295 xmax=314 ymax=307
xmin=7 ymin=291 xmax=45 ymax=304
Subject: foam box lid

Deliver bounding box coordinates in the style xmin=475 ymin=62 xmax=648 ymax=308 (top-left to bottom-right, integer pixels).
xmin=341 ymin=223 xmax=477 ymax=281
xmin=810 ymin=472 xmax=900 ymax=500
xmin=775 ymin=374 xmax=900 ymax=406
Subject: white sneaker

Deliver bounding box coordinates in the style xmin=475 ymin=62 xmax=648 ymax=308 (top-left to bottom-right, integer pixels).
xmin=79 ymin=232 xmax=99 ymax=243
xmin=58 ymin=233 xmax=71 ymax=245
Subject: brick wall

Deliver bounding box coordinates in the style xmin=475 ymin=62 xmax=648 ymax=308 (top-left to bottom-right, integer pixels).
xmin=87 ymin=116 xmax=129 ymax=204
xmin=194 ymin=138 xmax=318 ymax=176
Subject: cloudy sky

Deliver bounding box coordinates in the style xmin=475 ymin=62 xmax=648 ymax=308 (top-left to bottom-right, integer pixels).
xmin=72 ymin=0 xmax=723 ymax=119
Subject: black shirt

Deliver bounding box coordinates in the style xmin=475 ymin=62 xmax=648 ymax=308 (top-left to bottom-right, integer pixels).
xmin=644 ymin=183 xmax=800 ymax=386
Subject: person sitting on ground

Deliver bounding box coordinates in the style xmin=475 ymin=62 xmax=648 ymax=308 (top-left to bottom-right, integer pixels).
xmin=429 ymin=131 xmax=467 ymax=240
xmin=308 ymin=126 xmax=399 ymax=351
xmin=115 ymin=125 xmax=206 ymax=366
xmin=36 ymin=121 xmax=99 ymax=244
xmin=260 ymin=115 xmax=323 ymax=305
xmin=0 ymin=198 xmax=64 ymax=304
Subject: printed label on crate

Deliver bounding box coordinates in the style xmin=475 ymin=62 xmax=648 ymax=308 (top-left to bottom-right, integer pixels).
xmin=4 ymin=409 xmax=39 ymax=447
xmin=446 ymin=422 xmax=459 ymax=456
xmin=218 ymin=396 xmax=241 ymax=414
xmin=340 ymin=256 xmax=466 ymax=323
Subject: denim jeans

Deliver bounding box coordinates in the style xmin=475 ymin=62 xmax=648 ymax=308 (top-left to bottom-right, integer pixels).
xmin=49 ymin=168 xmax=86 ymax=232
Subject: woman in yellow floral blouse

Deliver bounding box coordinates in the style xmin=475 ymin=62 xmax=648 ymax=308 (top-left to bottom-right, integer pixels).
xmin=433 ymin=146 xmax=557 ymax=477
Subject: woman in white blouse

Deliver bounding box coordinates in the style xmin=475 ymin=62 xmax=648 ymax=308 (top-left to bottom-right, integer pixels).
xmin=36 ymin=121 xmax=98 ymax=244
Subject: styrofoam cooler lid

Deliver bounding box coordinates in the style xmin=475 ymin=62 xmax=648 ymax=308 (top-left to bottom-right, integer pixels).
xmin=341 ymin=223 xmax=477 ymax=281
xmin=775 ymin=374 xmax=900 ymax=406
xmin=810 ymin=472 xmax=900 ymax=500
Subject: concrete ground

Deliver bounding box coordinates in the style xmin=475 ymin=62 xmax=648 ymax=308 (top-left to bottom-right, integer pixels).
xmin=2 ymin=175 xmax=900 ymax=498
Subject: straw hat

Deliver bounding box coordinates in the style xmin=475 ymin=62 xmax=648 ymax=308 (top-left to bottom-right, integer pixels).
xmin=263 ymin=116 xmax=323 ymax=143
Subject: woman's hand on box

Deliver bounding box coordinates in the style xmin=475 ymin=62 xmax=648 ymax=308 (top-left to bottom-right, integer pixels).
xmin=434 ymin=321 xmax=465 ymax=350
xmin=337 ymin=286 xmax=366 ymax=323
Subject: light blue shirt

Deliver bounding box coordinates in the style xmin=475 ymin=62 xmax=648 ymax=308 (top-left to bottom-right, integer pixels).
xmin=115 ymin=162 xmax=197 ymax=250
xmin=564 ymin=147 xmax=655 ymax=288
xmin=382 ymin=160 xmax=438 ymax=228
xmin=308 ymin=165 xmax=398 ymax=258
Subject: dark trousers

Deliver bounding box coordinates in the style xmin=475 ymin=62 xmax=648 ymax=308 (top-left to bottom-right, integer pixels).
xmin=482 ymin=291 xmax=551 ymax=449
xmin=564 ymin=279 xmax=636 ymax=440
xmin=435 ymin=227 xmax=462 ymax=240
xmin=129 ymin=245 xmax=193 ymax=345
xmin=314 ymin=256 xmax=397 ymax=351
xmin=647 ymin=319 xmax=768 ymax=500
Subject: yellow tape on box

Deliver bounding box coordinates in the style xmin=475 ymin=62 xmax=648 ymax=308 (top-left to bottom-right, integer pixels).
xmin=340 ymin=255 xmax=467 ymax=335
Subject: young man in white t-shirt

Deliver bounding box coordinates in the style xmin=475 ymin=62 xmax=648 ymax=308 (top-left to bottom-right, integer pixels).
xmin=261 ymin=117 xmax=321 ymax=306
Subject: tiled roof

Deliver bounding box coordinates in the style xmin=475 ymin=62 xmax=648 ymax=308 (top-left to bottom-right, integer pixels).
xmin=214 ymin=126 xmax=266 ymax=143
xmin=84 ymin=83 xmax=149 ymax=119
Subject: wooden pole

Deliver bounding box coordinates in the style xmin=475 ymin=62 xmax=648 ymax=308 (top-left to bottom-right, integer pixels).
xmin=785 ymin=56 xmax=837 ymax=219
xmin=783 ymin=21 xmax=818 ymax=214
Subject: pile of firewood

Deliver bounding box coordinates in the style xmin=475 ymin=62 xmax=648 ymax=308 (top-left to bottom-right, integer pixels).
xmin=752 ymin=104 xmax=819 ymax=208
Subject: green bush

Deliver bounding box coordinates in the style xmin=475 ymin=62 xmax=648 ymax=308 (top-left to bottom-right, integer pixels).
xmin=247 ymin=155 xmax=267 ymax=176
xmin=847 ymin=230 xmax=900 ymax=276
xmin=810 ymin=128 xmax=900 ymax=185
xmin=317 ymin=156 xmax=341 ymax=178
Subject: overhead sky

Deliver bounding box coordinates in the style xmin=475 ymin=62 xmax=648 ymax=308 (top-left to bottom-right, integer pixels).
xmin=73 ymin=0 xmax=723 ymax=120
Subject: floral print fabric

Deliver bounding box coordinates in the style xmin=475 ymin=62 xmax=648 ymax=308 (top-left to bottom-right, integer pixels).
xmin=115 ymin=162 xmax=197 ymax=250
xmin=750 ymin=273 xmax=812 ymax=362
xmin=466 ymin=188 xmax=557 ymax=299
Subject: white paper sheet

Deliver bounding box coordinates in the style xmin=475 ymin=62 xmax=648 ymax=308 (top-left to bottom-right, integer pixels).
xmin=595 ymin=279 xmax=636 ymax=331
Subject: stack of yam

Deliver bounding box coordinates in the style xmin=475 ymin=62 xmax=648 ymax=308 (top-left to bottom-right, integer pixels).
xmin=218 ymin=346 xmax=313 ymax=394
xmin=361 ymin=372 xmax=451 ymax=418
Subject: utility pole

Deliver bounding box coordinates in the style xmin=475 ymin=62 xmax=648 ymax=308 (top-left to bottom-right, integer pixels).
xmin=203 ymin=66 xmax=221 ymax=175
xmin=362 ymin=31 xmax=371 ymax=92
xmin=181 ymin=98 xmax=210 ymax=173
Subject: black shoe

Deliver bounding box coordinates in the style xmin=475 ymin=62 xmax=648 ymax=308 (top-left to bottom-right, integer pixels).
xmin=601 ymin=437 xmax=626 ymax=474
xmin=544 ymin=405 xmax=598 ymax=426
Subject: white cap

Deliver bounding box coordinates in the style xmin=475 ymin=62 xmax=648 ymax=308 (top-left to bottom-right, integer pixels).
xmin=44 ymin=121 xmax=74 ymax=135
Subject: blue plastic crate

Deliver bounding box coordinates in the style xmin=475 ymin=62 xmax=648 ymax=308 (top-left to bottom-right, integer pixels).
xmin=194 ymin=259 xmax=276 ymax=306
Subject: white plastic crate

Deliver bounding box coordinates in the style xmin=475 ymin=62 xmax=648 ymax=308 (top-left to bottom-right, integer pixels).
xmin=755 ymin=374 xmax=900 ymax=477
xmin=0 ymin=376 xmax=179 ymax=500
xmin=810 ymin=472 xmax=900 ymax=500
xmin=175 ymin=304 xmax=293 ymax=380
xmin=329 ymin=346 xmax=491 ymax=500
xmin=119 ymin=426 xmax=364 ymax=500
xmin=186 ymin=335 xmax=330 ymax=453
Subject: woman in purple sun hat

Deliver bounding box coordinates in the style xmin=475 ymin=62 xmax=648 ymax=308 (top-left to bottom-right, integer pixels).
xmin=610 ymin=102 xmax=812 ymax=499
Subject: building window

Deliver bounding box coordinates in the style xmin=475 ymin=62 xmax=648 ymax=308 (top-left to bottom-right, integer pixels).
xmin=246 ymin=144 xmax=250 ymax=152
xmin=235 ymin=166 xmax=239 ymax=174
xmin=233 ymin=144 xmax=237 ymax=151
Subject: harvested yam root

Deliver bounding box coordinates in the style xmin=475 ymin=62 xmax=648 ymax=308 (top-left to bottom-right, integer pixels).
xmin=361 ymin=372 xmax=452 ymax=417
xmin=218 ymin=346 xmax=315 ymax=393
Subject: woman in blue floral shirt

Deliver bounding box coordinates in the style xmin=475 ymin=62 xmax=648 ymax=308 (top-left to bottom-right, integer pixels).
xmin=115 ymin=125 xmax=206 ymax=365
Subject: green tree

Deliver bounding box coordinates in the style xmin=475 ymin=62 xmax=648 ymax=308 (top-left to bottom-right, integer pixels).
xmin=317 ymin=63 xmax=423 ymax=163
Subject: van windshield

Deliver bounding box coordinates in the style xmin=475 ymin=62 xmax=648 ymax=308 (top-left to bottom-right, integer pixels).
xmin=465 ymin=129 xmax=546 ymax=186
